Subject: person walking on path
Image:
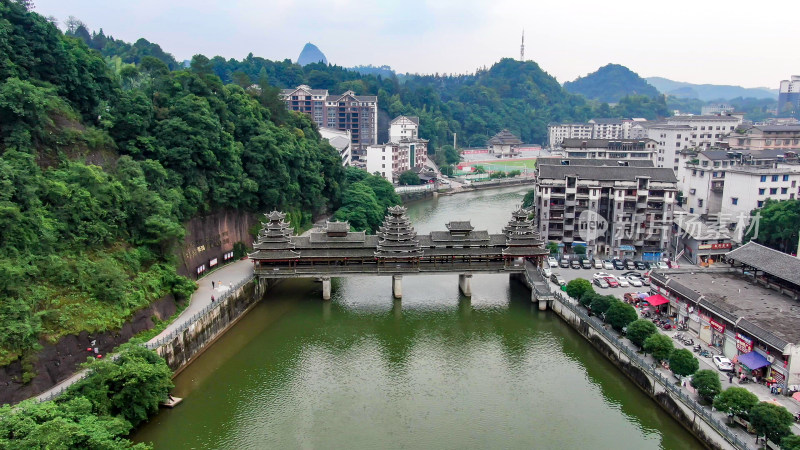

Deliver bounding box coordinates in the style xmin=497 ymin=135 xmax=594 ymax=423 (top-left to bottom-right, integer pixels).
xmin=728 ymin=373 xmax=733 ymax=384
xmin=212 ymin=280 xmax=215 ymax=289
xmin=211 ymin=295 xmax=215 ymax=303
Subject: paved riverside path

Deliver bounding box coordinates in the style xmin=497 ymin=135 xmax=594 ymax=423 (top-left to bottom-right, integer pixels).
xmin=151 ymin=258 xmax=254 ymax=342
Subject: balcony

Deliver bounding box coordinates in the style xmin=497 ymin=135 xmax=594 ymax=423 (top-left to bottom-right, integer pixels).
xmin=647 ymin=203 xmax=664 ymax=211
xmin=565 ymin=200 xmax=576 ymax=207
xmin=562 ymin=236 xmax=574 ymax=243
xmin=711 ymin=182 xmax=724 ymax=192
xmin=562 ymin=223 xmax=574 ymax=231
xmin=549 ymin=214 xmax=564 ymax=220
xmin=549 ymin=204 xmax=566 ymax=211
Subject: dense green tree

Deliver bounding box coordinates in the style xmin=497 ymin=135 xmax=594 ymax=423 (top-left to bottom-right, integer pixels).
xmin=690 ymin=369 xmax=721 ymax=403
xmin=546 ymin=241 xmax=559 ymax=255
xmin=669 ymin=349 xmax=699 ymax=377
xmin=397 ymin=170 xmax=422 ymax=186
xmin=565 ymin=278 xmax=592 ymax=301
xmin=605 ymin=301 xmax=637 ymax=331
xmin=748 ymin=402 xmax=794 ymax=446
xmin=713 ymin=387 xmax=759 ymax=419
xmin=573 ymin=245 xmax=586 ymax=255
xmin=643 ymin=333 xmax=674 ymax=361
xmin=745 ymin=199 xmax=800 ymax=253
xmin=781 ymin=435 xmax=800 ymax=450
xmin=626 ymin=319 xmax=657 ymax=348
xmin=590 ymin=295 xmax=615 ymax=315
xmin=579 ymin=291 xmax=600 ymax=308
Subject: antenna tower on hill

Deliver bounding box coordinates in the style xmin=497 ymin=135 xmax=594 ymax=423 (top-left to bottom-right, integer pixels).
xmin=520 ymin=30 xmax=525 ymax=61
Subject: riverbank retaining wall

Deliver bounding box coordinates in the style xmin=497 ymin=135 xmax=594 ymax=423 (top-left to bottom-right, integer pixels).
xmin=147 ymin=277 xmax=275 ymax=374
xmin=549 ymin=294 xmax=745 ymax=450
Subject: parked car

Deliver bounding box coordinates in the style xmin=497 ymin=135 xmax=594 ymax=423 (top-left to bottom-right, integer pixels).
xmin=603 ymin=260 xmax=614 ymax=270
xmin=617 ymin=277 xmax=630 ymax=287
xmin=613 ymin=259 xmax=625 ymax=270
xmin=624 ymin=259 xmax=636 ymax=270
xmin=551 ymin=273 xmax=566 ymax=286
xmin=593 ymin=272 xmax=613 ymax=280
xmin=593 ymin=278 xmax=609 ymax=289
xmin=621 ymin=271 xmax=641 ymax=277
xmin=543 ymin=267 xmax=553 ymax=279
xmin=581 ymin=258 xmax=592 ymax=269
xmin=547 ymin=256 xmax=559 ymax=267
xmin=643 ymin=261 xmax=653 ymax=270
xmin=594 ymin=259 xmax=603 ymax=269
xmin=713 ymin=356 xmax=734 ymax=372
xmin=560 ymin=259 xmax=570 ymax=268
xmin=634 ymin=261 xmax=647 ymax=270
xmin=604 ymin=276 xmax=620 ymax=288
xmin=625 ymin=276 xmax=643 ymax=287
xmin=570 ymin=259 xmax=581 ymax=269
xmin=639 ymin=276 xmax=650 ymax=286
xmin=656 ymin=261 xmax=669 ymax=270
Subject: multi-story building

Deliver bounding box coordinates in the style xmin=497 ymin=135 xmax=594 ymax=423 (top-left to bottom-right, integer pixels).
xmin=589 ymin=118 xmax=626 ymax=140
xmin=726 ymin=125 xmax=800 ymax=151
xmin=280 ymin=85 xmax=378 ymax=159
xmin=547 ymin=123 xmax=593 ymax=148
xmin=779 ymin=76 xmax=800 ymax=118
xmin=389 ymin=115 xmax=419 ymax=142
xmin=638 ymin=123 xmax=694 ymax=172
xmin=701 ymin=104 xmax=734 ymax=116
xmin=365 ymin=139 xmax=427 ymax=184
xmin=670 ymin=212 xmax=732 ymax=266
xmin=664 ymin=114 xmax=743 ymax=149
xmin=680 ymin=151 xmax=800 ymax=236
xmin=535 ymin=161 xmax=678 ymax=260
xmin=559 ymin=138 xmax=657 ymax=162
xmin=318 ymin=127 xmax=352 ymax=166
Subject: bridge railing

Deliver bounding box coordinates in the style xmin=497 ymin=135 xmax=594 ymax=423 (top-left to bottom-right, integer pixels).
xmin=552 ymin=291 xmax=748 ymax=450
xmin=146 ymin=275 xmax=254 ymax=350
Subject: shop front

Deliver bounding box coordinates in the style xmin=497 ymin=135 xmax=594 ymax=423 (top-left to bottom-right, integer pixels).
xmin=698 ymin=313 xmax=713 ymax=345
xmin=736 ymin=350 xmax=771 ymax=382
xmin=709 ymin=318 xmax=726 ymax=351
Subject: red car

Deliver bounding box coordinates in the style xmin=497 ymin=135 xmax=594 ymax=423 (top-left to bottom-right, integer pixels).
xmin=604 ymin=276 xmax=620 ymax=288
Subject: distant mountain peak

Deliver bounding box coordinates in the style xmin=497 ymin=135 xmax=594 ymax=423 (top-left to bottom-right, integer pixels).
xmin=564 ymin=63 xmax=660 ymax=103
xmin=297 ymin=43 xmax=327 ymax=66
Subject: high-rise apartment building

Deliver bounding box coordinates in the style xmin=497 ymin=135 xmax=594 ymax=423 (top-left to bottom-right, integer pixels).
xmin=280 ymin=85 xmax=378 ymax=159
xmin=779 ymin=76 xmax=800 ymax=118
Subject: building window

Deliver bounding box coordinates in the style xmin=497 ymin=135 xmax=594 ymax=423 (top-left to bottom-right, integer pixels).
xmin=772 ymin=175 xmax=779 ymax=182
xmin=784 ymin=175 xmax=790 ymax=181
xmin=759 ymin=188 xmax=766 ymax=195
xmin=782 ymin=188 xmax=788 ymax=194
xmin=757 ymin=200 xmax=764 ymax=208
xmin=698 ymin=199 xmax=704 ymax=207
xmin=760 ymin=175 xmax=767 ymax=182
xmin=770 ymin=188 xmax=778 ymax=195
xmin=731 ymin=197 xmax=738 ymax=205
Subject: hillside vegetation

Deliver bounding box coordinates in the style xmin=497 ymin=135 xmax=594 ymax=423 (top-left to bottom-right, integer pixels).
xmin=0 ymin=0 xmax=345 ymax=368
xmin=564 ymin=63 xmax=661 ymax=103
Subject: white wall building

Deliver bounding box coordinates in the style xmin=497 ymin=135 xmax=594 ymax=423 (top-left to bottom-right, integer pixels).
xmin=318 ymin=127 xmax=352 ymax=166
xmin=389 ymin=116 xmax=419 ymax=143
xmin=642 ymin=123 xmax=693 ymax=172
xmin=366 ymin=140 xmax=427 ymax=184
xmin=560 ymin=138 xmax=657 ymax=162
xmin=665 ymin=114 xmax=743 ymax=149
xmin=547 ymin=123 xmax=593 ymax=148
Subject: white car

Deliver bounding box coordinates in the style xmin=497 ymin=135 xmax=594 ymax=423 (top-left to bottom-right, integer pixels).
xmin=547 ymin=256 xmax=559 ymax=268
xmin=625 ymin=276 xmax=643 ymax=287
xmin=593 ymin=272 xmax=613 ymax=281
xmin=617 ymin=277 xmax=630 ymax=287
xmin=543 ymin=267 xmax=553 ymax=279
xmin=603 ymin=260 xmax=614 ymax=270
xmin=593 ymin=259 xmax=603 ymax=269
xmin=655 ymin=261 xmax=669 ymax=270
xmin=713 ymin=356 xmax=734 ymax=372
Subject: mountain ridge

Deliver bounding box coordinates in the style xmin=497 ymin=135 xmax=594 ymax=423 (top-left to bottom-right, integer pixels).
xmin=646 ymin=77 xmax=777 ymax=101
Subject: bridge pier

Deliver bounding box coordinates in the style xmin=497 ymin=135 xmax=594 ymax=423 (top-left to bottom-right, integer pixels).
xmin=392 ymin=275 xmax=403 ymax=299
xmin=322 ymin=276 xmax=331 ymax=300
xmin=458 ymin=274 xmax=472 ymax=297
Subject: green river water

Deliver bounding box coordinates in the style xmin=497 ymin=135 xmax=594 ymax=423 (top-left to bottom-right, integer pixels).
xmin=133 ymin=186 xmax=702 ymax=449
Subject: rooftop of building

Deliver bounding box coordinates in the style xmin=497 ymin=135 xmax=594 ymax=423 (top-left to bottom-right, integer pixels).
xmin=391 ymin=115 xmax=420 ymax=125
xmin=659 ymin=271 xmax=800 ymax=347
xmin=589 ymin=118 xmax=625 ymax=124
xmin=667 ymin=114 xmax=742 ymax=121
xmin=726 ymin=241 xmax=800 ymax=286
xmin=725 ymin=165 xmax=798 ymax=175
xmin=536 ymin=157 xmax=655 ymax=168
xmin=673 ymin=212 xmax=732 ymax=240
xmin=487 ymin=129 xmax=523 ymax=145
xmin=697 ymin=150 xmax=735 ymax=161
xmin=751 ymin=125 xmax=800 ymax=133
xmin=640 ymin=122 xmax=693 ymax=130
xmin=560 ymin=138 xmax=656 ymax=148
xmin=537 ymin=164 xmax=678 ymax=183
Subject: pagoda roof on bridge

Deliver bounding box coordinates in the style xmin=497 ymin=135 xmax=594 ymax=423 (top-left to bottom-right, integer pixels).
xmin=429 ymin=230 xmax=491 ymax=243
xmin=446 ymin=221 xmax=474 ymax=232
xmin=307 ymin=230 xmax=367 ymax=244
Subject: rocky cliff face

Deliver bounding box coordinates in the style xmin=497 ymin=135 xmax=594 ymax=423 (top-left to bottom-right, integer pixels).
xmin=178 ymin=209 xmax=258 ymax=278
xmin=297 ymin=42 xmax=328 ymax=65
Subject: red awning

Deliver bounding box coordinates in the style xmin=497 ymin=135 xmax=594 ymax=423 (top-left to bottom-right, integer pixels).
xmin=645 ymin=294 xmax=669 ymax=306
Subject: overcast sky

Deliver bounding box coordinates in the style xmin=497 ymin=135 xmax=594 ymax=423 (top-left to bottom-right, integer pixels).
xmin=33 ymin=0 xmax=798 ymax=88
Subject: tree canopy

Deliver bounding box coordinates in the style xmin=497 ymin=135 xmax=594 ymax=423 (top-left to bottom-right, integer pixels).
xmin=748 ymin=402 xmax=794 ymax=445
xmin=690 ymin=369 xmax=721 ymax=403
xmin=713 ymin=387 xmax=759 ymax=418
xmin=643 ymin=333 xmax=674 ymax=361
xmin=669 ymin=349 xmax=699 ymax=377
xmin=626 ymin=319 xmax=657 ymax=348
xmin=745 ymin=199 xmax=800 ymax=253
xmin=604 ymin=301 xmax=637 ymax=331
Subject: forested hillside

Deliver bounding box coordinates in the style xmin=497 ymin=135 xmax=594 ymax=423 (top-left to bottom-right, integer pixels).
xmin=0 ymin=0 xmax=345 ymax=369
xmin=564 ymin=63 xmax=661 ymax=103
